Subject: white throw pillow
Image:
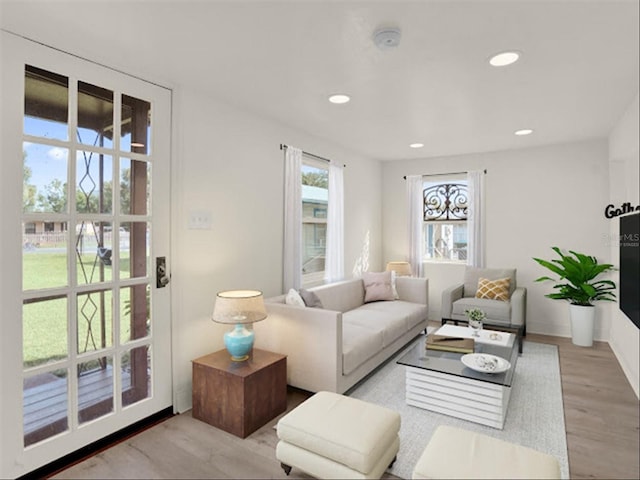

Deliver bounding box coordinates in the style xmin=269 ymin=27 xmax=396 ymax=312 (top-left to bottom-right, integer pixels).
xmin=285 ymin=288 xmax=305 ymax=307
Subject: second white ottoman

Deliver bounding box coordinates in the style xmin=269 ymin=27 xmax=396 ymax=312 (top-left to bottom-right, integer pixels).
xmin=413 ymin=425 xmax=561 ymax=479
xmin=276 ymin=391 xmax=401 ymax=479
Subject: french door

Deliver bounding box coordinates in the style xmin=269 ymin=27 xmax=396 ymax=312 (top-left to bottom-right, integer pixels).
xmin=0 ymin=32 xmax=172 ymax=477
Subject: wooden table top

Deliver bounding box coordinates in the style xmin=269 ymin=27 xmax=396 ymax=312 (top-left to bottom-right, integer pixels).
xmin=192 ymin=348 xmax=286 ymax=377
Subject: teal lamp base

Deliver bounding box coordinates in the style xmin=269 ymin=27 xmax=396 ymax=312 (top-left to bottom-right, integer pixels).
xmin=224 ymin=323 xmax=254 ymax=361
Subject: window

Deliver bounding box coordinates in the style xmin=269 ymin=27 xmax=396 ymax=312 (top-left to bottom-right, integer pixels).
xmin=423 ymin=177 xmax=468 ymax=262
xmin=301 ymin=159 xmax=328 ymax=284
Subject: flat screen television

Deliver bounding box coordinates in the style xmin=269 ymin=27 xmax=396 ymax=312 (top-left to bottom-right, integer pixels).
xmin=619 ymin=212 xmax=640 ymax=328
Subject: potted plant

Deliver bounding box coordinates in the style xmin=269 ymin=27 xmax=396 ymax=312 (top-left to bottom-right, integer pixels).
xmin=533 ymin=247 xmax=616 ymax=346
xmin=464 ymin=308 xmax=486 ymax=337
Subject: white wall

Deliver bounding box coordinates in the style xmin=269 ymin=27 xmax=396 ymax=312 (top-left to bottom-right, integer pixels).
xmin=608 ymin=93 xmax=640 ymax=398
xmin=171 ymin=88 xmax=382 ymax=411
xmin=382 ymin=139 xmax=612 ymax=339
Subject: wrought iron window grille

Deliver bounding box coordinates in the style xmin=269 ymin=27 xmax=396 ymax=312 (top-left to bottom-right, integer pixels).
xmin=423 ymin=183 xmax=468 ymax=221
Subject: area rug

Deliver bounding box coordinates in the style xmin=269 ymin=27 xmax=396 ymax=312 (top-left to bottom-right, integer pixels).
xmin=349 ymin=335 xmax=570 ymax=479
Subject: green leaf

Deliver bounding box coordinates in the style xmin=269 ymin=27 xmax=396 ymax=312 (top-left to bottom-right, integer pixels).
xmin=534 ymin=276 xmax=555 ymax=283
xmin=580 ymin=284 xmax=597 ymax=297
xmin=533 ymin=258 xmax=566 ymax=278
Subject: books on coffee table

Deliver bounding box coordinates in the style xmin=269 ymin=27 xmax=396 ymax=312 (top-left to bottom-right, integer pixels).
xmin=426 ymin=334 xmax=474 ymax=354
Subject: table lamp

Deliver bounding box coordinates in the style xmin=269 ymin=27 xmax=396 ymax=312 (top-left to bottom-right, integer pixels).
xmin=212 ymin=290 xmax=267 ymax=361
xmin=386 ymin=261 xmax=413 ymax=276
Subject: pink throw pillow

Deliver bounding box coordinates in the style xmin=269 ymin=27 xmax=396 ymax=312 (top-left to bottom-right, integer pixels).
xmin=363 ymin=271 xmax=395 ymax=303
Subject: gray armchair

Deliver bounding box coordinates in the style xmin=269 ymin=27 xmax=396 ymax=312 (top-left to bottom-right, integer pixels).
xmin=441 ymin=267 xmax=526 ymax=349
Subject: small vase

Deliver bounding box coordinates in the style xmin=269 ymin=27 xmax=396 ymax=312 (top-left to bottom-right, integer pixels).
xmin=469 ymin=318 xmax=483 ymax=337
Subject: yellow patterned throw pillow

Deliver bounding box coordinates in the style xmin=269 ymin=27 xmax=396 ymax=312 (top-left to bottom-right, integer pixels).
xmin=475 ymin=277 xmax=511 ymax=301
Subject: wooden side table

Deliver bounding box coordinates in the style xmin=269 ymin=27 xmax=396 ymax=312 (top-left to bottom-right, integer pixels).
xmin=191 ymin=348 xmax=287 ymax=438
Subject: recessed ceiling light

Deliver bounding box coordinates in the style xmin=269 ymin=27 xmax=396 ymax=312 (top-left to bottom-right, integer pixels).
xmin=409 ymin=143 xmax=424 ymax=148
xmin=328 ymin=94 xmax=350 ymax=104
xmin=489 ymin=51 xmax=521 ymax=67
xmin=514 ymin=129 xmax=533 ymax=136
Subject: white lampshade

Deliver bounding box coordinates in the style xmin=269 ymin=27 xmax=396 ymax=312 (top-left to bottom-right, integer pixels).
xmin=386 ymin=261 xmax=413 ymax=276
xmin=212 ymin=290 xmax=267 ymax=325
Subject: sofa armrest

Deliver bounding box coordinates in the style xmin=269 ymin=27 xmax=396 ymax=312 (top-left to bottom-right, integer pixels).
xmin=510 ymin=287 xmax=527 ymax=328
xmin=252 ymin=303 xmax=342 ymax=393
xmin=396 ymin=276 xmax=429 ymax=305
xmin=441 ymin=284 xmax=464 ymax=319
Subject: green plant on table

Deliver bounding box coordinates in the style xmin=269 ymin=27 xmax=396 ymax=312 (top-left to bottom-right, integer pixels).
xmin=532 ymin=246 xmax=616 ymax=306
xmin=464 ymin=308 xmax=486 ymax=321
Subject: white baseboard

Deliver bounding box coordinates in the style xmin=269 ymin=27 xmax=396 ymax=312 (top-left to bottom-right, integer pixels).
xmin=608 ymin=336 xmax=640 ymax=399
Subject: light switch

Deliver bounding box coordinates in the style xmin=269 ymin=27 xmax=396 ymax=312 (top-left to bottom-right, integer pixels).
xmin=188 ymin=210 xmax=212 ymax=230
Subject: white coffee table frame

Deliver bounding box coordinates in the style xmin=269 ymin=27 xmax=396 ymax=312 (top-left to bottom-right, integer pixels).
xmin=398 ymin=326 xmax=519 ymax=430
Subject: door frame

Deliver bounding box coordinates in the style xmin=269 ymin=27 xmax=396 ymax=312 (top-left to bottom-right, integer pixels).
xmin=0 ymin=31 xmax=174 ymax=478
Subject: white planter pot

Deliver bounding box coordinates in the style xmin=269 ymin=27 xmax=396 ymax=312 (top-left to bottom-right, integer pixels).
xmin=569 ymin=304 xmax=595 ymax=347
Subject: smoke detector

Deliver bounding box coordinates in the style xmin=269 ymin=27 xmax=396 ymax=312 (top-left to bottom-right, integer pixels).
xmin=373 ymin=27 xmax=402 ymax=50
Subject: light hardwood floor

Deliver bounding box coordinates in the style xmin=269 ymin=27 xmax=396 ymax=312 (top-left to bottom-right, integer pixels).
xmin=52 ymin=333 xmax=639 ymax=480
xmin=526 ymin=332 xmax=639 ymax=480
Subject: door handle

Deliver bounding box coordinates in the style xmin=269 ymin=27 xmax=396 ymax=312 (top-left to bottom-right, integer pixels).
xmin=156 ymin=256 xmax=170 ymax=288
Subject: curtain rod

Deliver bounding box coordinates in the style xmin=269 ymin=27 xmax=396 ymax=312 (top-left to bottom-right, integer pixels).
xmin=280 ymin=143 xmax=346 ymax=168
xmin=403 ymin=169 xmax=486 ymax=179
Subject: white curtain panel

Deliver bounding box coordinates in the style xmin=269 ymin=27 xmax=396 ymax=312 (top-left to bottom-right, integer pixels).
xmin=283 ymin=146 xmax=303 ymax=291
xmin=467 ymin=169 xmax=485 ymax=268
xmin=325 ymin=162 xmax=345 ymax=283
xmin=406 ymin=175 xmax=424 ymax=277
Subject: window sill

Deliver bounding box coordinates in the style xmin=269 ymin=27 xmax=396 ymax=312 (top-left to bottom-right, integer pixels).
xmin=423 ymin=259 xmax=467 ymax=265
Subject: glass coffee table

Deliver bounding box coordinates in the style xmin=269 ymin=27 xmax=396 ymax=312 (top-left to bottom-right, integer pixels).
xmin=396 ymin=324 xmax=519 ymax=429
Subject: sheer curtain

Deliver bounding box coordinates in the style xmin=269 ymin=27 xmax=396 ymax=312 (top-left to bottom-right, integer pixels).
xmin=406 ymin=175 xmax=424 ymax=277
xmin=283 ymin=146 xmax=302 ymax=291
xmin=467 ymin=170 xmax=485 ymax=268
xmin=325 ymin=162 xmax=344 ymax=283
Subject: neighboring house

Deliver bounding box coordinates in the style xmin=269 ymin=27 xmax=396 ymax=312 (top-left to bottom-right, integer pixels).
xmin=302 ymin=184 xmax=328 ymax=275
xmin=22 ymin=221 xmax=67 ymax=249
xmin=23 ymin=220 xmax=66 ymax=234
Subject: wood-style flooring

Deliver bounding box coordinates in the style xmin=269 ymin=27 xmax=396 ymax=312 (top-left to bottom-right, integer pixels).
xmin=526 ymin=332 xmax=639 ymax=480
xmin=52 ymin=333 xmax=639 ymax=480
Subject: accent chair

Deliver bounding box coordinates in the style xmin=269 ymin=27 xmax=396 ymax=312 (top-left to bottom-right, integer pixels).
xmin=441 ymin=267 xmax=526 ymax=348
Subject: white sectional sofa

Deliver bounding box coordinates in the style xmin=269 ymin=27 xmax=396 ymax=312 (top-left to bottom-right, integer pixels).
xmin=253 ymin=276 xmax=429 ymax=394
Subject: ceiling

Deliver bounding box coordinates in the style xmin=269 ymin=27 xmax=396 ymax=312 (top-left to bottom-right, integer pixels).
xmin=2 ymin=1 xmax=639 ymax=161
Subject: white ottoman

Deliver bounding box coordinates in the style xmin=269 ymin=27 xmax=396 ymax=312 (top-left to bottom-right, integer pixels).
xmin=276 ymin=391 xmax=401 ymax=479
xmin=413 ymin=425 xmax=561 ymax=479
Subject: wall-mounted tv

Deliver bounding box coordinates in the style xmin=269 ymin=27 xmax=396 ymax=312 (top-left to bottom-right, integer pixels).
xmin=619 ymin=212 xmax=639 ymax=328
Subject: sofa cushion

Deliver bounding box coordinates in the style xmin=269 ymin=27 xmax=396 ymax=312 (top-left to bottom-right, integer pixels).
xmin=452 ymin=297 xmax=512 ymax=323
xmin=362 ymin=271 xmax=395 ymax=303
xmin=342 ymin=323 xmax=384 ymax=375
xmin=310 ymin=279 xmax=365 ymax=312
xmin=343 ymin=309 xmax=407 ymax=348
xmin=464 ymin=268 xmax=516 ymax=298
xmin=358 ymin=300 xmax=427 ymax=331
xmin=475 ymin=277 xmax=511 ymax=301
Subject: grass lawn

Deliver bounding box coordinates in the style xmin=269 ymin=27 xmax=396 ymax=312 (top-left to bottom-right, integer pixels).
xmin=22 ymin=251 xmax=145 ymax=369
